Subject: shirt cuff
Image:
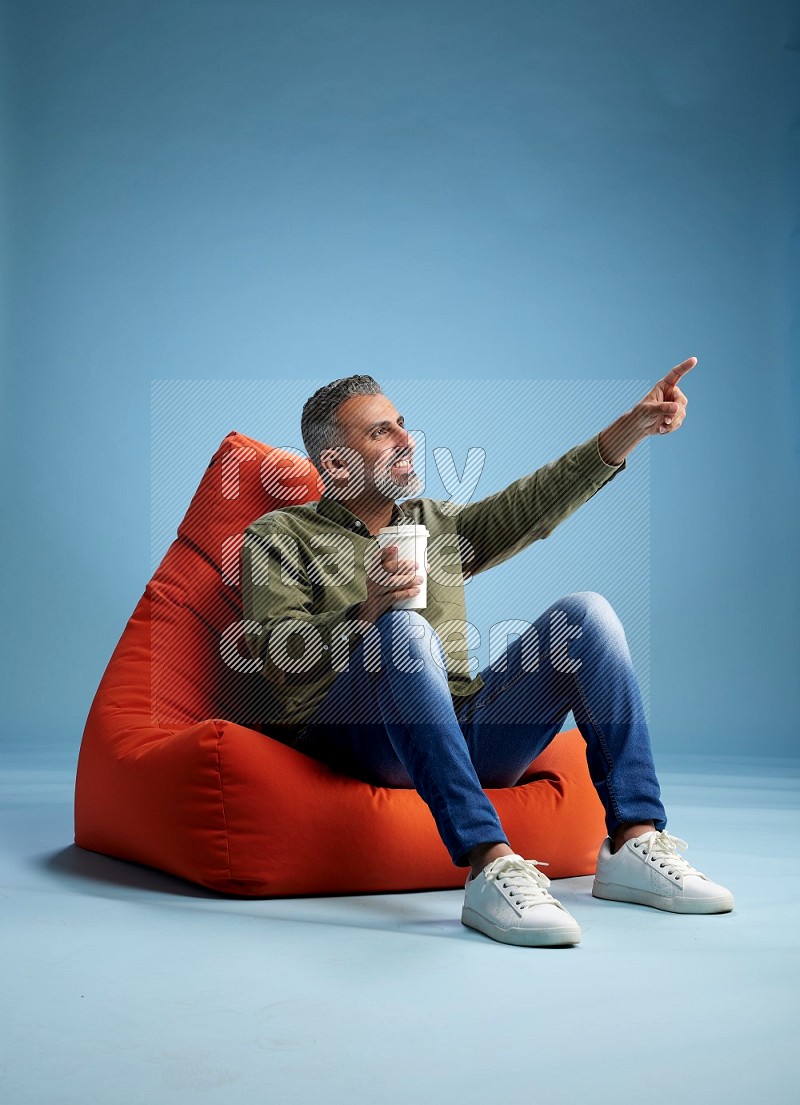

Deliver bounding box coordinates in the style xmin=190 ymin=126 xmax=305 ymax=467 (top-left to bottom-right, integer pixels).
xmin=576 ymin=433 xmax=626 ymax=481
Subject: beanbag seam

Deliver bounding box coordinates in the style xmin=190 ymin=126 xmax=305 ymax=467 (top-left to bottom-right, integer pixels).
xmin=210 ymin=719 xmax=234 ymax=882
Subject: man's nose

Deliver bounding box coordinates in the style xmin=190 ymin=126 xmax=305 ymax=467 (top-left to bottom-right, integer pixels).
xmin=396 ymin=429 xmax=415 ymax=455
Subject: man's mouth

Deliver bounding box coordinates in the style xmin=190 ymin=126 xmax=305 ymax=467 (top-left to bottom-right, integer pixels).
xmin=388 ymin=452 xmax=413 ymax=475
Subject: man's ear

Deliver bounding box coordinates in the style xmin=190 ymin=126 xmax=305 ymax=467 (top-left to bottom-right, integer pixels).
xmin=319 ymin=446 xmax=345 ymax=479
xmin=318 ymin=446 xmax=366 ymax=500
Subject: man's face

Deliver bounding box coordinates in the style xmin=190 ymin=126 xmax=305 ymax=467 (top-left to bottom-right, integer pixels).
xmin=326 ymin=392 xmax=422 ymax=500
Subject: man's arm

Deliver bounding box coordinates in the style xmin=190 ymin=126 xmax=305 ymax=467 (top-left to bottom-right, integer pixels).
xmin=455 ymin=356 xmax=696 ymax=578
xmin=241 ymin=524 xmax=365 ymax=693
xmin=455 ymin=433 xmax=624 ymax=578
xmin=241 ymin=515 xmax=428 ymax=687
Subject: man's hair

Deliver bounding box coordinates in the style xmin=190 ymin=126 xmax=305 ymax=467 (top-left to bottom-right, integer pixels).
xmin=301 ymin=374 xmax=383 ymax=473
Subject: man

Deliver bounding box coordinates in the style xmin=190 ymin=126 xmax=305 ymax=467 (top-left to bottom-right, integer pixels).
xmin=240 ymin=361 xmax=733 ymax=947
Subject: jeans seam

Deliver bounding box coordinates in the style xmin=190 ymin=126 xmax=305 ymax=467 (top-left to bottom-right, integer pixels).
xmin=573 ymin=665 xmax=625 ymax=829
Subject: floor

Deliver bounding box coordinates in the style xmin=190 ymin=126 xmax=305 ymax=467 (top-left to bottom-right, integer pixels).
xmin=2 ymin=741 xmax=798 ymax=1105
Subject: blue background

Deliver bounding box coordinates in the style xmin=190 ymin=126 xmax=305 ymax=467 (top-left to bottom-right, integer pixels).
xmin=2 ymin=0 xmax=797 ymax=757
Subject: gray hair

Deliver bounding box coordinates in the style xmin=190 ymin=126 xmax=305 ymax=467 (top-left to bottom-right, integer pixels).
xmin=301 ymin=375 xmax=382 ymax=474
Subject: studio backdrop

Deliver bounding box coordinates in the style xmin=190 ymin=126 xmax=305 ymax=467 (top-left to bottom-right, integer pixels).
xmin=2 ymin=0 xmax=797 ymax=758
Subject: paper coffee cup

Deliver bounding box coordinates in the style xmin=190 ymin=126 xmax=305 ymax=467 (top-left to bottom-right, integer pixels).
xmin=376 ymin=524 xmax=429 ymax=610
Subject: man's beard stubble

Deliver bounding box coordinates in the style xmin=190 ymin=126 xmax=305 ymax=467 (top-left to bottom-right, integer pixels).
xmin=377 ymin=466 xmax=424 ymax=501
xmin=374 ymin=451 xmax=424 ymax=500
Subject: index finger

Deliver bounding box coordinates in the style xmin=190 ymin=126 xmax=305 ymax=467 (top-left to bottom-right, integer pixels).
xmin=663 ymin=356 xmax=697 ymax=390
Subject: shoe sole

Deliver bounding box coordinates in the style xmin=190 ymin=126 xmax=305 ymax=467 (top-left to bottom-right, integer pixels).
xmin=592 ymin=881 xmax=734 ymax=914
xmin=461 ymin=906 xmax=581 ymax=947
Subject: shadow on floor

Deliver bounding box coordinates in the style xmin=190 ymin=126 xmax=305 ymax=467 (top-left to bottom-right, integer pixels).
xmin=42 ymin=845 xmax=235 ymax=900
xmin=37 ymin=845 xmax=482 ymax=942
xmin=40 ymin=844 xmax=467 ymax=912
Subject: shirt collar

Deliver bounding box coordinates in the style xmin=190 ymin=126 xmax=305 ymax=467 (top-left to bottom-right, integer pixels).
xmin=316 ymin=494 xmax=405 ymax=535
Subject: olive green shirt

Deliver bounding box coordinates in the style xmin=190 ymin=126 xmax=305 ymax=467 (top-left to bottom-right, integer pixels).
xmin=241 ymin=432 xmax=624 ymax=731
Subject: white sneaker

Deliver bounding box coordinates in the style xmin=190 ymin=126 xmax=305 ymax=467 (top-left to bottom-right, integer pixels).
xmin=592 ymin=830 xmax=734 ymax=914
xmin=461 ymin=853 xmax=581 ymax=947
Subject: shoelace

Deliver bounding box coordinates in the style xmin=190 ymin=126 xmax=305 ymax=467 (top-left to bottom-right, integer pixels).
xmin=484 ymin=855 xmax=557 ymax=909
xmin=633 ymin=830 xmax=702 ymax=879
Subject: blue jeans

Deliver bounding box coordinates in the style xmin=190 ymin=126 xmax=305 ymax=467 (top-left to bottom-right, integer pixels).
xmin=296 ymin=591 xmax=667 ymax=867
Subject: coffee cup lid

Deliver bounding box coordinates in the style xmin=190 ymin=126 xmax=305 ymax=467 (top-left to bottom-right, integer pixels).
xmin=377 ymin=523 xmax=428 ymax=537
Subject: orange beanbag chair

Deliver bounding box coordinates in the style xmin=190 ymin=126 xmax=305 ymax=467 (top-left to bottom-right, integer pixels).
xmin=74 ymin=430 xmax=606 ymax=896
